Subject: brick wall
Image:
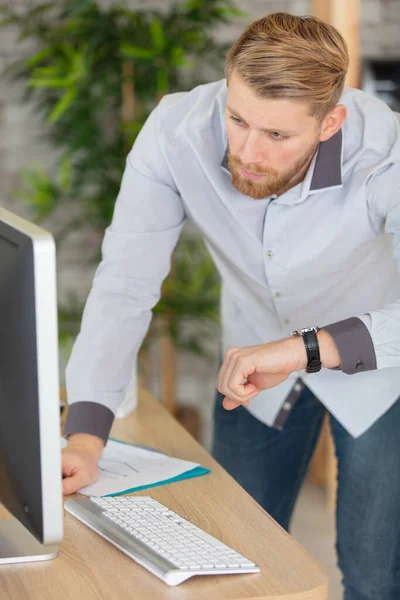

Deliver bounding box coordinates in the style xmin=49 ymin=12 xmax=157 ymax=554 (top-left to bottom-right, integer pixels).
xmin=0 ymin=0 xmax=399 ymax=305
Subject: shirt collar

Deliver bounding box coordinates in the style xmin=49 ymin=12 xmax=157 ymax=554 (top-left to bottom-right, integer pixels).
xmin=220 ymin=128 xmax=343 ymax=201
xmin=308 ymin=129 xmax=343 ymax=193
xmin=221 ymin=149 xmax=229 ymax=171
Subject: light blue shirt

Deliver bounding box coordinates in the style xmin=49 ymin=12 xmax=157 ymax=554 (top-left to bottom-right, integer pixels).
xmin=65 ymin=79 xmax=400 ymax=440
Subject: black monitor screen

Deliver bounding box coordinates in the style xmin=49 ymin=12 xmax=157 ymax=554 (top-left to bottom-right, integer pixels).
xmin=0 ymin=226 xmax=43 ymax=541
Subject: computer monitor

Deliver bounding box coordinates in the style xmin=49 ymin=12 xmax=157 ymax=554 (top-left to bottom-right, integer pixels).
xmin=0 ymin=208 xmax=63 ymax=563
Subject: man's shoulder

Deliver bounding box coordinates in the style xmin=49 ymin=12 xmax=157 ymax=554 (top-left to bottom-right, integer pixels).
xmin=341 ymin=87 xmax=400 ymax=159
xmin=341 ymin=87 xmax=400 ymax=123
xmin=155 ymin=79 xmax=227 ymax=138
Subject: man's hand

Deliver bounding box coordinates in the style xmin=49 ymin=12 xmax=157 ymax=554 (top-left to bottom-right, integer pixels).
xmin=217 ymin=330 xmax=340 ymax=410
xmin=62 ymin=433 xmax=105 ymax=495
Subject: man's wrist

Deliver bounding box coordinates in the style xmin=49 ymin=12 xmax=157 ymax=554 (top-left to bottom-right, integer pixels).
xmin=67 ymin=433 xmax=105 ymax=458
xmin=317 ymin=329 xmax=341 ymax=369
xmin=284 ymin=334 xmax=308 ymax=371
xmin=284 ymin=329 xmax=341 ymax=372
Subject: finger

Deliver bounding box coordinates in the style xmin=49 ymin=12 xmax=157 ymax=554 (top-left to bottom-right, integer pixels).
xmin=61 ymin=462 xmax=75 ymax=479
xmin=225 ymin=366 xmax=258 ymax=403
xmin=62 ymin=474 xmax=79 ymax=496
xmin=225 ymin=355 xmax=259 ymax=403
xmin=222 ymin=397 xmax=243 ymax=410
xmin=219 ymin=353 xmax=237 ymax=395
xmin=220 ymin=351 xmax=247 ymax=400
xmin=62 ymin=470 xmax=90 ymax=496
xmin=217 ymin=348 xmax=236 ymax=390
xmin=220 ymin=379 xmax=258 ymax=405
xmin=222 ymin=383 xmax=260 ymax=410
xmin=248 ymin=372 xmax=288 ymax=390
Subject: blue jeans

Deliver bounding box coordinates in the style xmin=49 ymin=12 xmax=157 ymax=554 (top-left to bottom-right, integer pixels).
xmin=211 ymin=386 xmax=400 ymax=600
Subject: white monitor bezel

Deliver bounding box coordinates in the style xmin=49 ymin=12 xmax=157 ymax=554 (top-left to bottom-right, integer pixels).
xmin=0 ymin=208 xmax=63 ymax=546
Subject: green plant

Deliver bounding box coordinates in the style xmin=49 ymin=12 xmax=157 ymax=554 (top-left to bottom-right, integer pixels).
xmin=0 ymin=0 xmax=244 ymax=359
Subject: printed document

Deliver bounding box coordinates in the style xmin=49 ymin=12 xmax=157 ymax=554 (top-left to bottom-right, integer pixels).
xmin=62 ymin=437 xmax=209 ymax=497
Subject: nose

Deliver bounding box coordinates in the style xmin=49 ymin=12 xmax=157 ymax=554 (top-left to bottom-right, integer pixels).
xmin=239 ymin=133 xmax=265 ymax=165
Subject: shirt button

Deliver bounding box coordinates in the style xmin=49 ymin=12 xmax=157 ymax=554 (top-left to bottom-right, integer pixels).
xmin=284 ymin=318 xmax=290 ymax=325
xmin=294 ymin=383 xmax=302 ymax=392
xmin=267 ymin=250 xmax=274 ymax=259
xmin=283 ymin=402 xmax=292 ymax=411
xmin=275 ymin=292 xmax=282 ymax=298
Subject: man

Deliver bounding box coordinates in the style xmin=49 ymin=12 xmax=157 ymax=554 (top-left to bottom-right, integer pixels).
xmin=62 ymin=12 xmax=400 ymax=599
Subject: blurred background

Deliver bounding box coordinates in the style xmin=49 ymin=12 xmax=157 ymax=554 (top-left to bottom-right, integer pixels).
xmin=0 ymin=1 xmax=399 ymax=598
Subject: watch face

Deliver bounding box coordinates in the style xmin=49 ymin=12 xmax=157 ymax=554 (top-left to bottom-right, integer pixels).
xmin=290 ymin=326 xmax=319 ymax=337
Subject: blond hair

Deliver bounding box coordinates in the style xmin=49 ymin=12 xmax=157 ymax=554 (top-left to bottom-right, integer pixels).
xmin=225 ymin=12 xmax=349 ymax=119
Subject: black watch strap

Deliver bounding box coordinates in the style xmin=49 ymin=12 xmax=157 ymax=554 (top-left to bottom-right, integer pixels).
xmin=302 ymin=329 xmax=322 ymax=373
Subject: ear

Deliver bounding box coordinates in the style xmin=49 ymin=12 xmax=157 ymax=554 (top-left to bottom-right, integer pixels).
xmin=319 ymin=104 xmax=348 ymax=142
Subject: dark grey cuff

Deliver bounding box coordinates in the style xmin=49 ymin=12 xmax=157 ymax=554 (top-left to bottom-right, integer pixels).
xmin=322 ymin=317 xmax=377 ymax=375
xmin=63 ymin=401 xmax=114 ymax=445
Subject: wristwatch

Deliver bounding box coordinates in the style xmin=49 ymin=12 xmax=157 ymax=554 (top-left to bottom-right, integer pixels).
xmin=290 ymin=327 xmax=321 ymax=374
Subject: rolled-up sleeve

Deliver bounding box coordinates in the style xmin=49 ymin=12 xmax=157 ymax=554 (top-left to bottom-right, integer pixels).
xmin=323 ymin=317 xmax=377 ymax=374
xmin=64 ymin=106 xmax=186 ymax=443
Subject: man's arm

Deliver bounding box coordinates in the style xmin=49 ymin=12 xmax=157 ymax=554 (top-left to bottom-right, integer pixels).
xmin=352 ymin=161 xmax=400 ymax=370
xmin=216 ymin=331 xmax=340 ymax=410
xmin=319 ymin=158 xmax=400 ymax=374
xmin=63 ymin=105 xmax=186 ymax=444
xmin=217 ymin=158 xmax=400 ymax=409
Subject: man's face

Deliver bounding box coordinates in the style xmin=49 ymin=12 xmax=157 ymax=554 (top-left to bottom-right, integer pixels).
xmin=226 ymin=73 xmax=323 ymax=199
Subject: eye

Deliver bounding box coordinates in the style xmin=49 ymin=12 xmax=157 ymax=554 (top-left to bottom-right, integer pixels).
xmin=269 ymin=131 xmax=289 ymax=141
xmin=229 ymin=116 xmax=245 ymax=127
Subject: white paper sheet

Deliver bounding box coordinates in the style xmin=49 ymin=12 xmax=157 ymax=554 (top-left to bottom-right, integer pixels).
xmin=61 ymin=438 xmax=202 ymax=497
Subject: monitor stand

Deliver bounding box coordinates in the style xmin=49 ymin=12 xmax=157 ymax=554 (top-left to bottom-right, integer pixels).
xmin=0 ymin=518 xmax=59 ymax=564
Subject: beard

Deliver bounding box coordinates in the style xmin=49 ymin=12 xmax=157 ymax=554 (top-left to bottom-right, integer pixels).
xmin=227 ymin=140 xmax=320 ymax=200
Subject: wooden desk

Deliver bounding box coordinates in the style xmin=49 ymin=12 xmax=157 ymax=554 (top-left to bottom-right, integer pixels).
xmin=0 ymin=387 xmax=328 ymax=599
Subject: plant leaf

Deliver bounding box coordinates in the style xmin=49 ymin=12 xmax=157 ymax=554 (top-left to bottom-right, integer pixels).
xmin=47 ymin=87 xmax=78 ymax=122
xmin=26 ymin=47 xmax=54 ymax=68
xmin=59 ymin=154 xmax=72 ymax=190
xmin=156 ymin=69 xmax=169 ymax=94
xmin=149 ymin=16 xmax=166 ymax=51
xmin=120 ymin=43 xmax=156 ymax=60
xmin=27 ymin=77 xmax=72 ymax=88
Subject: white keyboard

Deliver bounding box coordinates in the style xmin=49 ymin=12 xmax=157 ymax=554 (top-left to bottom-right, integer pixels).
xmin=64 ymin=496 xmax=260 ymax=586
